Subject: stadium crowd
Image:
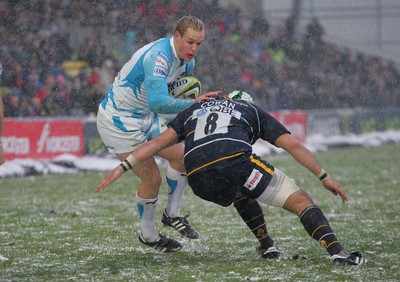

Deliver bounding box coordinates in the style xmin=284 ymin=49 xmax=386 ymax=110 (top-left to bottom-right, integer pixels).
xmin=1 ymin=0 xmax=399 ymax=118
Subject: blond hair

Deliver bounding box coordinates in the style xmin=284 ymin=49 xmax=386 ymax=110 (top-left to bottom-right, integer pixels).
xmin=175 ymin=16 xmax=205 ymax=36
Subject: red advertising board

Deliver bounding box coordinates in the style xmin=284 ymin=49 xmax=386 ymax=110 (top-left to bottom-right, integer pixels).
xmin=269 ymin=110 xmax=307 ymax=143
xmin=3 ymin=119 xmax=84 ymax=160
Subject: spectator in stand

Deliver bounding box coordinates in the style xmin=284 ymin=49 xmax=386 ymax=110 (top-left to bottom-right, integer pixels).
xmin=77 ymin=36 xmax=107 ymax=68
xmin=4 ymin=93 xmax=20 ymax=117
xmin=33 ymin=72 xmax=57 ymax=115
xmin=41 ymin=85 xmax=68 ymax=116
xmin=0 ymin=63 xmax=5 ymax=165
xmin=30 ymin=96 xmax=44 ymax=116
xmin=306 ymin=17 xmax=324 ymax=45
xmin=79 ymin=67 xmax=104 ymax=116
xmin=19 ymin=96 xmax=35 ymax=117
xmin=98 ymin=59 xmax=116 ymax=92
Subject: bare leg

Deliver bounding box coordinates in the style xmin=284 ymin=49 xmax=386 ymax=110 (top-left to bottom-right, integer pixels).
xmin=117 ymin=152 xmax=161 ymax=242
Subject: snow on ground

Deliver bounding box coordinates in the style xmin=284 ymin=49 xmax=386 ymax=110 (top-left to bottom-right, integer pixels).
xmin=1 ymin=130 xmax=400 ymax=178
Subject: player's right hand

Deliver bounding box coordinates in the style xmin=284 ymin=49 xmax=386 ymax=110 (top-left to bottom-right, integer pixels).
xmin=322 ymin=178 xmax=348 ymax=203
xmin=194 ymin=91 xmax=221 ymax=103
xmin=96 ymin=165 xmax=125 ymax=192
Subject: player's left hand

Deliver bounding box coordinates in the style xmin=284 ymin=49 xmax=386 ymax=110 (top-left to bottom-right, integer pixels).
xmin=194 ymin=91 xmax=221 ymax=103
xmin=322 ymin=178 xmax=348 ymax=203
xmin=96 ymin=166 xmax=125 ymax=192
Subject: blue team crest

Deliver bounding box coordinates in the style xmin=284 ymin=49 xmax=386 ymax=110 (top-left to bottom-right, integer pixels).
xmin=196 ymin=108 xmax=207 ymax=117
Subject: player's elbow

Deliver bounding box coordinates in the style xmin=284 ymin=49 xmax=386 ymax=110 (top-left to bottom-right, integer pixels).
xmin=148 ymin=97 xmax=168 ymax=113
xmin=276 ymin=133 xmax=302 ymax=151
xmin=148 ymin=102 xmax=163 ymax=113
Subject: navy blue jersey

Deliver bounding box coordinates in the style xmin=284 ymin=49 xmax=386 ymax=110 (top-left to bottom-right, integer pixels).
xmin=169 ymin=98 xmax=290 ymax=177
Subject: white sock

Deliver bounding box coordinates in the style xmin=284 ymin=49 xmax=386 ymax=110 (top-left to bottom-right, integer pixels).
xmin=165 ymin=165 xmax=187 ymax=217
xmin=136 ymin=193 xmax=159 ymax=242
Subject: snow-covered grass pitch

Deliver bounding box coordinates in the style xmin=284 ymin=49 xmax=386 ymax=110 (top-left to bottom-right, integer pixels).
xmin=1 ymin=145 xmax=399 ymax=281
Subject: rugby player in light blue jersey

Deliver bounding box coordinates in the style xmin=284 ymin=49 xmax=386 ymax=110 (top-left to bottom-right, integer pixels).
xmin=97 ymin=16 xmax=220 ymax=252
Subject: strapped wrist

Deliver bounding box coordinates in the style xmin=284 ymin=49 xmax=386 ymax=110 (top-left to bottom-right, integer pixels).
xmin=119 ymin=154 xmax=137 ymax=173
xmin=316 ymin=169 xmax=330 ymax=182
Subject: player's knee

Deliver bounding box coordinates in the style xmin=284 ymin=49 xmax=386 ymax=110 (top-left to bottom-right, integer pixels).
xmin=160 ymin=144 xmax=184 ymax=163
xmin=152 ymin=174 xmax=162 ymax=187
xmin=234 ymin=192 xmax=251 ymax=208
xmin=169 ymin=160 xmax=185 ymax=172
xmin=283 ymin=190 xmax=314 ymax=216
xmin=161 ymin=151 xmax=185 ymax=172
xmin=140 ymin=173 xmax=162 ymax=187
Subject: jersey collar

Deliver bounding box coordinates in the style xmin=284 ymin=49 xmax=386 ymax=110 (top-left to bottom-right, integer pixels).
xmin=170 ymin=37 xmax=180 ymax=61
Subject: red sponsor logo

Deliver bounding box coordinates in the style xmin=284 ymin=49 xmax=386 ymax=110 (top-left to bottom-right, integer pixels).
xmin=244 ymin=169 xmax=262 ymax=190
xmin=3 ymin=119 xmax=84 ymax=160
xmin=156 ymin=57 xmax=168 ymax=69
xmin=269 ymin=110 xmax=307 ymax=143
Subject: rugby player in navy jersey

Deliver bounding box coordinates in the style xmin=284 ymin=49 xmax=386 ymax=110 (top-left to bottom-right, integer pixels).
xmin=97 ymin=91 xmax=365 ymax=265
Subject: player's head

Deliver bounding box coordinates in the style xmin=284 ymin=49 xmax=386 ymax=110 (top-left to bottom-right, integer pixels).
xmin=175 ymin=16 xmax=205 ymax=36
xmin=226 ymin=90 xmax=254 ymax=103
xmin=174 ymin=16 xmax=206 ymax=61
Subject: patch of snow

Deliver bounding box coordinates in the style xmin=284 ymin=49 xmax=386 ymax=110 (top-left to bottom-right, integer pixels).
xmin=1 ymin=131 xmax=399 ymax=178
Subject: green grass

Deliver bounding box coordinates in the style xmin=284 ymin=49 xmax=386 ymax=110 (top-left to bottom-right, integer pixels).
xmin=1 ymin=144 xmax=400 ymax=281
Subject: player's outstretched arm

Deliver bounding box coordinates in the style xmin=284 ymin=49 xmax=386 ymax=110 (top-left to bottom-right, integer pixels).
xmin=96 ymin=128 xmax=179 ymax=192
xmin=274 ymin=133 xmax=348 ymax=203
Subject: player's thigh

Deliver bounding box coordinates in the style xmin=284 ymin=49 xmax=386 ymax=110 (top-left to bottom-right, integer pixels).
xmin=256 ymin=168 xmax=302 ymax=208
xmin=157 ymin=143 xmax=185 ymax=170
xmin=117 ymin=151 xmax=162 ymax=188
xmin=97 ymin=110 xmax=147 ymax=154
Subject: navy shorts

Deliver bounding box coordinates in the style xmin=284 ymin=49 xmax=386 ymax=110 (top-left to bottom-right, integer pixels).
xmin=187 ymin=154 xmax=274 ymax=207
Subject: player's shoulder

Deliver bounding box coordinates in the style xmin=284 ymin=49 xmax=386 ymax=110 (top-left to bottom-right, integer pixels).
xmin=147 ymin=37 xmax=173 ymax=57
xmin=229 ymin=99 xmax=269 ymax=122
xmin=227 ymin=97 xmax=259 ymax=112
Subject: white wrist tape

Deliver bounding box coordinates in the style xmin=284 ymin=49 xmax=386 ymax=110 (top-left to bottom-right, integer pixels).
xmin=119 ymin=154 xmax=137 ymax=173
xmin=316 ymin=169 xmax=330 ymax=182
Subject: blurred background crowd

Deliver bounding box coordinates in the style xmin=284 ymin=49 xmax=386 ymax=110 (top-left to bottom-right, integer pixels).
xmin=1 ymin=0 xmax=399 ymax=118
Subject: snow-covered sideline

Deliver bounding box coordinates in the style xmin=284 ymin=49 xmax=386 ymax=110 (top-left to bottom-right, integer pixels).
xmin=1 ymin=130 xmax=400 ymax=178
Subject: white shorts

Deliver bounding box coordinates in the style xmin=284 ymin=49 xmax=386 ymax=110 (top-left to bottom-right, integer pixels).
xmin=255 ymin=168 xmax=300 ymax=207
xmin=96 ymin=107 xmax=168 ymax=154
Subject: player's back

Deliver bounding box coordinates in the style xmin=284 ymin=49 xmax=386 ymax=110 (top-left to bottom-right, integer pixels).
xmin=170 ymin=98 xmax=260 ymax=175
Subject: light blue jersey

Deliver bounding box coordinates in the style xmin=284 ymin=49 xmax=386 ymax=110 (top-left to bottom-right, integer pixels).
xmin=97 ymin=36 xmax=198 ymax=153
xmin=100 ymin=37 xmax=195 ymax=131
